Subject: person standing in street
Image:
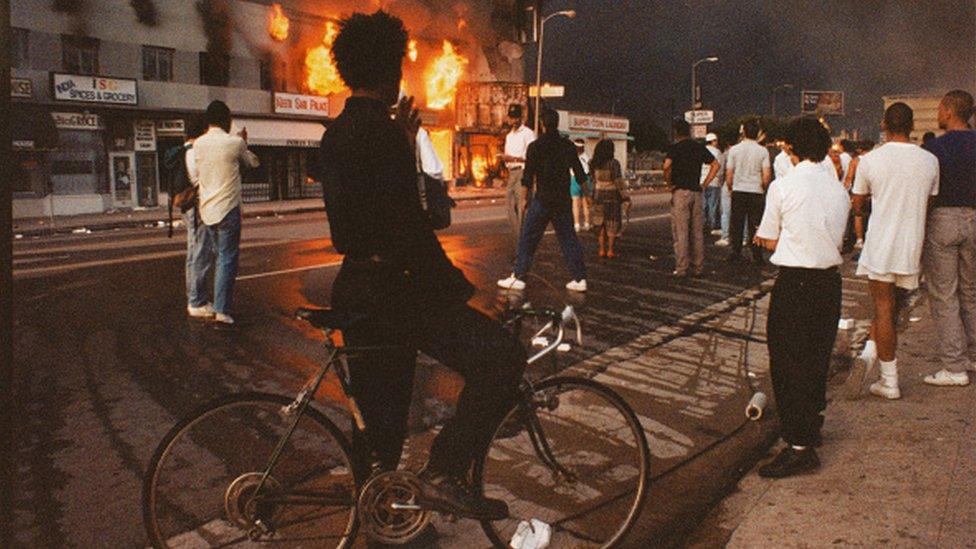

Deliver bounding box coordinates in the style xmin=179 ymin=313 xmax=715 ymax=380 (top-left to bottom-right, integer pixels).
xmin=701 ymin=132 xmax=725 ymax=236
xmin=500 ymin=104 xmax=536 ymax=244
xmin=726 ymin=119 xmax=772 ymax=264
xmin=188 ymin=100 xmax=260 ymax=325
xmin=589 ymin=139 xmax=626 ymax=259
xmin=498 ymin=108 xmax=588 ymax=292
xmin=715 ymin=139 xmax=734 ymax=247
xmin=921 ymin=90 xmax=976 ymax=388
xmin=570 ymin=138 xmax=592 ymax=232
xmin=665 ymin=119 xmax=718 ymax=277
xmin=166 ymin=115 xmax=213 ymax=319
xmin=754 ymin=117 xmax=850 ymax=478
xmin=846 ymin=103 xmax=940 ymax=400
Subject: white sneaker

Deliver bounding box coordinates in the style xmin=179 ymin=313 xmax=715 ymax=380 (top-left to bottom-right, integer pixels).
xmin=582 ymin=223 xmax=591 ymax=231
xmin=214 ymin=313 xmax=235 ymax=325
xmin=497 ymin=275 xmax=526 ymax=291
xmin=714 ymin=238 xmax=730 ymax=247
xmin=923 ymin=369 xmax=970 ymax=386
xmin=574 ymin=223 xmax=581 ymax=232
xmin=565 ymin=279 xmax=587 ymax=292
xmin=187 ymin=303 xmax=215 ymax=318
xmin=868 ymin=381 xmax=901 ymax=400
xmin=854 ymin=239 xmax=864 ymax=250
xmin=844 ymin=353 xmax=876 ymax=399
xmin=710 ymin=229 xmax=723 ymax=236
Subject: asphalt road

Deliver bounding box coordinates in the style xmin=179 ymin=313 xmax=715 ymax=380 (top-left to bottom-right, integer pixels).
xmin=9 ymin=192 xmax=772 ymax=548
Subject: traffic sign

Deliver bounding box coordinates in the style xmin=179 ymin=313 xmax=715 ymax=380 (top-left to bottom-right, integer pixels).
xmin=685 ymin=110 xmax=714 ymax=124
xmin=529 ymin=84 xmax=565 ymax=98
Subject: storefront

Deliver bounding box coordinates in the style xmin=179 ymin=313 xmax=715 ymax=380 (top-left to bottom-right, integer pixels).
xmin=557 ymin=110 xmax=631 ymax=169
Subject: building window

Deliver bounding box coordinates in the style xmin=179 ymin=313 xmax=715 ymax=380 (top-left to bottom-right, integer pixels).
xmin=199 ymin=52 xmax=230 ymax=87
xmin=62 ymin=35 xmax=99 ymax=75
xmin=142 ymin=46 xmax=174 ymax=81
xmin=259 ymin=56 xmax=287 ymax=92
xmin=11 ymin=28 xmax=29 ymax=69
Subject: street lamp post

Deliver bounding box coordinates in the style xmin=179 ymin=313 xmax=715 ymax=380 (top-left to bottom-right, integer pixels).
xmin=534 ymin=9 xmax=575 ymax=133
xmin=691 ymin=56 xmax=718 ymax=111
xmin=771 ymin=84 xmax=795 ymax=117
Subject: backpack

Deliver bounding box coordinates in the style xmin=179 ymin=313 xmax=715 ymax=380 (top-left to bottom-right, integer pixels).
xmin=163 ymin=144 xmax=198 ymax=238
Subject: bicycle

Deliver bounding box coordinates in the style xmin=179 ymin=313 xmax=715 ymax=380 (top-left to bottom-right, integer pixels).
xmin=143 ymin=302 xmax=651 ymax=548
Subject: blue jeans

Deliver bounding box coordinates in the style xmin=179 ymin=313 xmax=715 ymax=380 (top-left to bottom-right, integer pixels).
xmin=514 ymin=200 xmax=586 ymax=281
xmin=702 ymin=186 xmax=721 ymax=230
xmin=721 ymin=185 xmax=732 ymax=239
xmin=184 ymin=208 xmax=213 ymax=307
xmin=206 ymin=207 xmax=242 ymax=314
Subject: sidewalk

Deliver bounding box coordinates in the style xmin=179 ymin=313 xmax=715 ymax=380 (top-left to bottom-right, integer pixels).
xmin=12 ymin=186 xmax=508 ymax=237
xmin=689 ymin=282 xmax=976 ymax=548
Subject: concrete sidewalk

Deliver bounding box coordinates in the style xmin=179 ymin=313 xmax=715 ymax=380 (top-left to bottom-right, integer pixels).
xmin=12 ymin=186 xmax=508 ymax=237
xmin=690 ymin=285 xmax=976 ymax=547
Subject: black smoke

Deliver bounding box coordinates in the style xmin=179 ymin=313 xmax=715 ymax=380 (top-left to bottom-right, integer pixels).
xmin=196 ymin=0 xmax=233 ymax=82
xmin=131 ymin=0 xmax=158 ymax=26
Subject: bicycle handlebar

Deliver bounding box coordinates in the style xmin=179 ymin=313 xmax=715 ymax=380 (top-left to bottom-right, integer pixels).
xmin=512 ymin=305 xmax=583 ymax=365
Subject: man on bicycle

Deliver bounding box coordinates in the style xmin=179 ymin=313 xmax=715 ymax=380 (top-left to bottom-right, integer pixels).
xmin=317 ymin=10 xmax=525 ymax=521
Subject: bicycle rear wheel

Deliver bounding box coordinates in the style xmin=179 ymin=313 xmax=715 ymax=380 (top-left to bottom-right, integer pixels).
xmin=143 ymin=392 xmax=360 ymax=548
xmin=476 ymin=377 xmax=650 ymax=548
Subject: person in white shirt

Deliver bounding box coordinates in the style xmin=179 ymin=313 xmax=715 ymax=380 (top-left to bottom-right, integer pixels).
xmin=416 ymin=127 xmax=443 ymax=179
xmin=754 ymin=116 xmax=850 ymax=478
xmin=700 ymin=133 xmax=725 ymax=235
xmin=846 ymin=102 xmax=940 ymax=400
xmin=187 ymin=100 xmax=260 ymax=324
xmin=725 ymin=119 xmax=772 ymax=264
xmin=500 ymin=104 xmax=536 ymax=243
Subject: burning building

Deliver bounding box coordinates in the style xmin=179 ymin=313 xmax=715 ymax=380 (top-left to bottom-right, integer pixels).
xmin=9 ymin=0 xmax=541 ymax=218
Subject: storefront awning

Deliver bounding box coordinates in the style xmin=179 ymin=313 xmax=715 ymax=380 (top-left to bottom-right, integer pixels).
xmin=230 ymin=118 xmax=326 ymax=148
xmin=11 ymin=103 xmax=59 ymax=151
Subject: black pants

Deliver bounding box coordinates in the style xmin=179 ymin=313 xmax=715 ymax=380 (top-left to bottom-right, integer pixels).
xmin=343 ymin=301 xmax=526 ymax=477
xmin=767 ymin=267 xmax=842 ymax=447
xmin=730 ymin=191 xmax=766 ymax=260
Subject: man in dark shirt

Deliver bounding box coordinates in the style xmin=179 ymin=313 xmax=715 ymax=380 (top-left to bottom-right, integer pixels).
xmin=497 ymin=108 xmax=589 ymax=292
xmin=921 ymin=89 xmax=976 ymax=388
xmin=317 ymin=11 xmax=524 ymax=519
xmin=664 ymin=119 xmax=719 ymax=277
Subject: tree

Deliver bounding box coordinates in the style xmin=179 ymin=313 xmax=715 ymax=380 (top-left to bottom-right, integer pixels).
xmin=629 ymin=120 xmax=668 ymax=152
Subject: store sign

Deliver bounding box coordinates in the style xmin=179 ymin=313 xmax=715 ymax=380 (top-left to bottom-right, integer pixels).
xmin=156 ymin=119 xmax=185 ymax=136
xmin=51 ymin=112 xmax=102 ymax=130
xmin=801 ymin=90 xmax=844 ymax=116
xmin=53 ymin=73 xmax=138 ymax=105
xmin=568 ymin=113 xmax=630 ymax=134
xmin=11 ymin=77 xmax=33 ymax=98
xmin=273 ymin=93 xmax=330 ymax=117
xmin=134 ymin=120 xmax=157 ymax=151
xmin=684 ymin=110 xmax=714 ymax=124
xmin=528 ymin=84 xmax=565 ymax=98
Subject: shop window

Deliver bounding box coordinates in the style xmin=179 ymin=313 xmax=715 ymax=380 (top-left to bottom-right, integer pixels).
xmin=260 ymin=56 xmax=287 ymax=92
xmin=11 ymin=27 xmax=29 ymax=69
xmin=199 ymin=51 xmax=230 ymax=87
xmin=142 ymin=46 xmax=174 ymax=81
xmin=52 ymin=160 xmax=95 ymax=175
xmin=62 ymin=35 xmax=99 ymax=75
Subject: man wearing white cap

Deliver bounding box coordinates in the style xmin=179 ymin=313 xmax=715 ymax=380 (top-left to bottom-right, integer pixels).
xmin=701 ymin=133 xmax=725 ymax=235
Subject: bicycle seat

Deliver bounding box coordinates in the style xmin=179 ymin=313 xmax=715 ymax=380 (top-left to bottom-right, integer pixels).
xmin=295 ymin=306 xmax=365 ymax=330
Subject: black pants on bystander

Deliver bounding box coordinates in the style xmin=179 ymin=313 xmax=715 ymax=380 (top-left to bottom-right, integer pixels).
xmin=767 ymin=267 xmax=842 ymax=447
xmin=729 ymin=191 xmax=766 ymax=261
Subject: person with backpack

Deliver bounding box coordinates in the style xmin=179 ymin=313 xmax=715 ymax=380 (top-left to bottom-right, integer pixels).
xmin=163 ymin=115 xmax=214 ymax=319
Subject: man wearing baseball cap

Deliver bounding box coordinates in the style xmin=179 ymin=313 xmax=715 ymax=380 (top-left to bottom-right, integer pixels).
xmin=701 ymin=132 xmax=726 ymax=236
xmin=500 ymin=104 xmax=536 ymax=245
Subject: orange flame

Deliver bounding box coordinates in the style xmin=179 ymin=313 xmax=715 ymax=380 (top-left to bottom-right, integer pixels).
xmin=304 ymin=21 xmax=345 ymax=96
xmin=471 ymin=154 xmax=489 ymax=184
xmin=268 ymin=4 xmax=289 ymax=42
xmin=407 ymin=40 xmax=418 ymax=62
xmin=425 ymin=41 xmax=468 ymax=110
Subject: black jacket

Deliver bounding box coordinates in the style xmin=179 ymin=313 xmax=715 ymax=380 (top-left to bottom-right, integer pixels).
xmin=522 ymin=132 xmax=588 ymax=211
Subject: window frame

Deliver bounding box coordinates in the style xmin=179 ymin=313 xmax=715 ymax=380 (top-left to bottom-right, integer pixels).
xmin=142 ymin=45 xmax=175 ymax=82
xmin=61 ymin=34 xmax=100 ymax=75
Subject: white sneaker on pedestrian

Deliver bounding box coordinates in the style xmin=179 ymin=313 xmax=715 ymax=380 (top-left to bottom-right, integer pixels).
xmin=214 ymin=313 xmax=235 ymax=325
xmin=187 ymin=303 xmax=215 ymax=318
xmin=854 ymin=239 xmax=864 ymax=250
xmin=497 ymin=275 xmax=526 ymax=291
xmin=714 ymin=238 xmax=730 ymax=247
xmin=869 ymin=359 xmax=901 ymax=399
xmin=869 ymin=381 xmax=901 ymax=399
xmin=923 ymin=369 xmax=970 ymax=387
xmin=710 ymin=229 xmax=722 ymax=236
xmin=574 ymin=223 xmax=581 ymax=232
xmin=565 ymin=279 xmax=587 ymax=292
xmin=582 ymin=222 xmax=591 ymax=231
xmin=844 ymin=353 xmax=876 ymax=399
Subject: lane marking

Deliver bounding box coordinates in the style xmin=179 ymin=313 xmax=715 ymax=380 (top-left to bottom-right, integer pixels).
xmin=237 ymin=261 xmax=343 ymax=281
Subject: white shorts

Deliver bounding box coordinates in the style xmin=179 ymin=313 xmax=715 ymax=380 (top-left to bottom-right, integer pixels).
xmin=855 ymin=264 xmax=919 ymax=290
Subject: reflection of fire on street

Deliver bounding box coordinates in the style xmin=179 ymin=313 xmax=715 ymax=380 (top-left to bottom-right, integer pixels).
xmin=268 ymin=3 xmax=289 ymax=42
xmin=304 ymin=21 xmax=344 ymax=96
xmin=425 ymin=41 xmax=468 ymax=110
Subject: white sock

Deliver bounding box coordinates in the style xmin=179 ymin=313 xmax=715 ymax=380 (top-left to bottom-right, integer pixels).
xmin=861 ymin=340 xmax=877 ymax=359
xmin=791 ymin=445 xmax=808 ymax=451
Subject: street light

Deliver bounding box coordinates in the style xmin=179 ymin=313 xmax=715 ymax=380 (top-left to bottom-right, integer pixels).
xmin=534 ymin=9 xmax=576 ymax=133
xmin=691 ymin=56 xmax=718 ymax=111
xmin=771 ymin=83 xmax=795 ymax=117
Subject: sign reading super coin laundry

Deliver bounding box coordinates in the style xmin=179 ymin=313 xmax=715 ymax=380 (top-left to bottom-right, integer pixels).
xmin=53 ymin=73 xmax=138 ymax=105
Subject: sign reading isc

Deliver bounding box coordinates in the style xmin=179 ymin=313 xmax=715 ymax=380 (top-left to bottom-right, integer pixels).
xmin=274 ymin=93 xmax=330 ymax=117
xmin=568 ymin=113 xmax=630 ymax=134
xmin=53 ymin=73 xmax=138 ymax=105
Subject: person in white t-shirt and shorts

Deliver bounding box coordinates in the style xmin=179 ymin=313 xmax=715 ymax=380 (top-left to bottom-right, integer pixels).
xmin=846 ymin=102 xmax=940 ymax=400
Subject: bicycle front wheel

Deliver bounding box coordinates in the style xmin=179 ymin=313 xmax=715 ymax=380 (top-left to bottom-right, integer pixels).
xmin=143 ymin=392 xmax=360 ymax=548
xmin=476 ymin=377 xmax=650 ymax=548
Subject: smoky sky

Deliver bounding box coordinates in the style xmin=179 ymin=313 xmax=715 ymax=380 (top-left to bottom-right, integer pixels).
xmin=535 ymin=0 xmax=976 ymax=135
